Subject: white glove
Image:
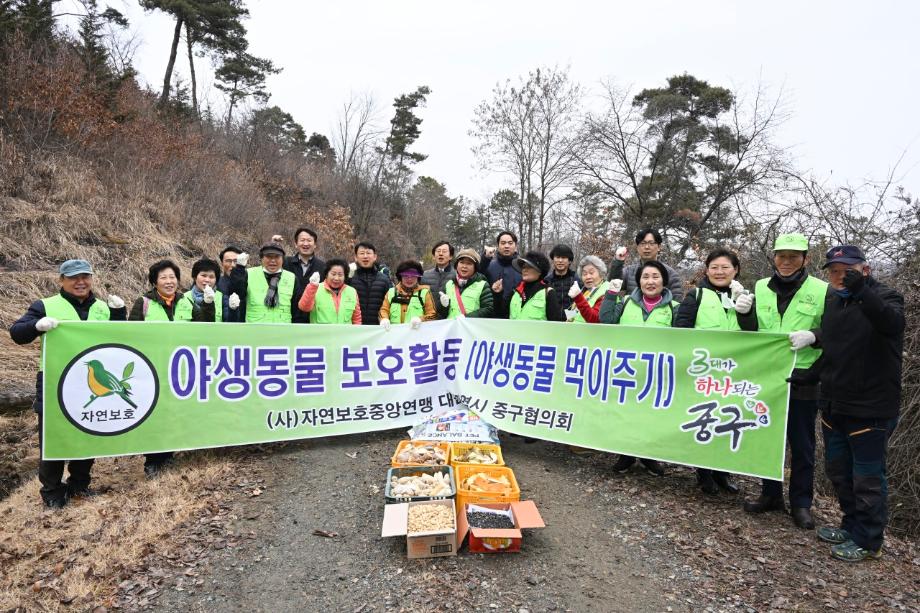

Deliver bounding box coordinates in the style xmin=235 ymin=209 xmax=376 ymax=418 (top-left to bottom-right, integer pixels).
xmin=107 ymin=294 xmax=125 ymax=309
xmin=614 ymin=246 xmax=627 ymax=261
xmin=564 ymin=308 xmax=579 ymax=322
xmin=568 ymin=281 xmax=581 ymax=299
xmin=309 ymin=272 xmax=320 ymax=285
xmin=729 ymin=279 xmax=745 ymax=300
xmin=228 ymin=293 xmax=241 ymax=309
xmin=202 ymin=285 xmax=215 ymax=304
xmin=36 ymin=317 xmax=59 ymax=332
xmin=236 ymin=252 xmax=249 ymax=267
xmin=348 ymin=262 xmax=357 ymax=278
xmin=733 ymin=292 xmax=753 ymax=314
xmin=410 ymin=316 xmax=422 ymax=330
xmin=789 ymin=330 xmax=816 ymax=351
xmin=379 ymin=319 xmax=391 ymax=331
xmin=609 ymin=279 xmax=623 ymax=293
xmin=439 ymin=292 xmax=450 ymax=308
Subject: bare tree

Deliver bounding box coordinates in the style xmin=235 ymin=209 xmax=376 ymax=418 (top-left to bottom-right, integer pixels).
xmin=577 ymin=77 xmax=791 ymax=263
xmin=332 ymin=91 xmax=382 ymax=179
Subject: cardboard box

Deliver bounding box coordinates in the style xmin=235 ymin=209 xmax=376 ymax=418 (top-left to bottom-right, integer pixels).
xmin=381 ymin=499 xmax=458 ymax=559
xmin=456 ymin=501 xmax=545 ymax=554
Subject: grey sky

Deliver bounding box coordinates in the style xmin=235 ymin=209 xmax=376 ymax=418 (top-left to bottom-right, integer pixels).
xmin=117 ymin=0 xmax=920 ymax=203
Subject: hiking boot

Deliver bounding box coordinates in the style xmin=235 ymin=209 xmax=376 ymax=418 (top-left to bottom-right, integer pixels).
xmin=712 ymin=472 xmax=739 ymax=495
xmin=44 ymin=496 xmax=67 ymax=509
xmin=816 ymin=526 xmax=850 ymax=544
xmin=640 ymin=459 xmax=665 ymax=476
xmin=611 ymin=455 xmax=636 ymax=473
xmin=743 ymin=495 xmax=784 ymax=514
xmin=791 ymin=507 xmax=815 ymax=530
xmin=697 ymin=471 xmax=719 ymax=496
xmin=830 ymin=540 xmax=881 ymax=562
xmin=65 ymin=482 xmax=98 ymax=498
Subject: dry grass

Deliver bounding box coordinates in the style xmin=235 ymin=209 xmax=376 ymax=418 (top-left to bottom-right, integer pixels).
xmin=0 ymin=452 xmax=235 ymax=611
xmin=0 ymin=413 xmax=38 ymax=497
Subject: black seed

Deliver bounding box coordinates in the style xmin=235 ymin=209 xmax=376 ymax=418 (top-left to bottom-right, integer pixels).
xmin=466 ymin=511 xmax=515 ymax=529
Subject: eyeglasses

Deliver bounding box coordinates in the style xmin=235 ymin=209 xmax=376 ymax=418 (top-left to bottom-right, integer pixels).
xmin=638 ymin=241 xmax=658 ymax=247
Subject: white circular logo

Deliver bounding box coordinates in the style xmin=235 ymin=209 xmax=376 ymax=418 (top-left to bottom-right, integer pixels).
xmin=57 ymin=344 xmax=159 ymax=435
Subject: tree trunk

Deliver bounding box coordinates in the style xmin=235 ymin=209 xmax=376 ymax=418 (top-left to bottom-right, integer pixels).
xmin=186 ymin=22 xmax=198 ymax=116
xmin=159 ymin=16 xmax=184 ymax=107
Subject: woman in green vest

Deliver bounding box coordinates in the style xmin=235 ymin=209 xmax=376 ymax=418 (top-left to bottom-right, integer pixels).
xmin=129 ymin=259 xmax=215 ymax=477
xmin=297 ymin=259 xmax=362 ymax=324
xmin=568 ymin=255 xmax=611 ymax=323
xmin=178 ymin=258 xmax=223 ymax=322
xmin=378 ymin=260 xmax=437 ymax=330
xmin=675 ymin=248 xmax=757 ymax=496
xmin=436 ymin=248 xmax=494 ymax=319
xmin=598 ymin=260 xmax=677 ymax=475
xmin=507 ymin=251 xmax=566 ymax=322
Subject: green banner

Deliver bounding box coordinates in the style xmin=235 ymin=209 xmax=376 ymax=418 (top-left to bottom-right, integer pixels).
xmin=42 ymin=319 xmax=794 ymax=479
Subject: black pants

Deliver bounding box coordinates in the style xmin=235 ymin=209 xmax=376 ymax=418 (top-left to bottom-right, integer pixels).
xmin=761 ymin=398 xmax=817 ymax=508
xmin=822 ymin=412 xmax=897 ymax=551
xmin=37 ymin=413 xmax=93 ymax=504
xmin=144 ymin=452 xmax=174 ymax=468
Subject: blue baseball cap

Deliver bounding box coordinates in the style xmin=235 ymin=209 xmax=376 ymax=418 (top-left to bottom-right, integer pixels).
xmin=822 ymin=245 xmax=866 ymax=268
xmin=59 ymin=259 xmax=93 ymax=277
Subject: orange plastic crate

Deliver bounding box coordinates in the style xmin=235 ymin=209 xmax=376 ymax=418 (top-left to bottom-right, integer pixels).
xmin=449 ymin=442 xmax=505 ymax=469
xmin=391 ymin=440 xmax=451 ymax=468
xmin=454 ymin=464 xmax=520 ymax=516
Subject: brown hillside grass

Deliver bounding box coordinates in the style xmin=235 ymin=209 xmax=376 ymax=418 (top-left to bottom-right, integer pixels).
xmin=0 ymin=452 xmax=235 ymax=611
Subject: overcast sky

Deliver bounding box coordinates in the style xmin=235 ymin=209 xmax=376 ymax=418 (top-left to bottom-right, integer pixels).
xmin=110 ymin=0 xmax=920 ymax=203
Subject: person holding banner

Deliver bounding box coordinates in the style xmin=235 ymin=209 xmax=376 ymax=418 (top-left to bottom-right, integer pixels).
xmin=378 ymin=260 xmax=437 ymax=329
xmin=437 ymin=249 xmax=494 ymax=319
xmin=506 ymin=251 xmax=566 ymax=322
xmin=297 ymin=259 xmax=362 ymax=324
xmin=676 ymin=248 xmax=756 ymax=495
xmin=742 ymin=234 xmax=828 ymax=530
xmin=228 ymin=242 xmax=298 ymax=324
xmin=811 ymin=245 xmax=903 ymax=562
xmin=10 ymin=259 xmax=127 ymax=507
xmin=568 ymin=255 xmax=614 ymax=323
xmin=130 ymin=259 xmax=215 ymax=476
xmin=596 ymin=260 xmax=678 ymax=475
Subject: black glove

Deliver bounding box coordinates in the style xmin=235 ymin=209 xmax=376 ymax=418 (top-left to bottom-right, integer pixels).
xmin=843 ymin=268 xmax=865 ymax=294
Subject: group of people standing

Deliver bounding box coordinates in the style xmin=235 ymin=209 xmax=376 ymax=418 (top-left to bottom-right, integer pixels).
xmin=10 ymin=224 xmax=904 ymax=563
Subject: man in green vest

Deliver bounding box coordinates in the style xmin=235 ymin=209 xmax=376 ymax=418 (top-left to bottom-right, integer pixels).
xmin=229 ymin=242 xmax=298 ymax=324
xmin=437 ymin=248 xmax=494 ymax=319
xmin=10 ymin=259 xmax=127 ymax=508
xmin=743 ymin=233 xmax=829 ymax=529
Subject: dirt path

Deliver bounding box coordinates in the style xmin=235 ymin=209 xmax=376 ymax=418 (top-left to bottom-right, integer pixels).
xmin=158 ymin=431 xmax=680 ymax=613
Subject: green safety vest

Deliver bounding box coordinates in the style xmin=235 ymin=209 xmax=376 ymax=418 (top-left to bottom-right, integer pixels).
xmin=312 ymin=284 xmax=358 ymax=324
xmin=618 ymin=296 xmax=678 ymax=327
xmin=510 ymin=287 xmax=548 ymax=321
xmin=40 ymin=294 xmax=110 ymax=371
xmin=572 ymin=281 xmax=609 ymax=323
xmin=386 ymin=286 xmax=429 ymax=323
xmin=245 ymin=268 xmax=295 ymax=323
xmin=140 ymin=294 xmax=185 ymax=321
xmin=755 ymin=275 xmax=827 ymax=368
xmin=174 ymin=291 xmax=223 ymax=322
xmin=444 ymin=279 xmax=485 ymax=319
xmin=694 ymin=287 xmax=740 ymax=331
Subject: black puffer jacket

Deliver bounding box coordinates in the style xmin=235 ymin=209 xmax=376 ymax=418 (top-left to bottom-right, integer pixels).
xmin=348 ymin=264 xmax=393 ymax=325
xmin=817 ymin=277 xmax=904 ymax=419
